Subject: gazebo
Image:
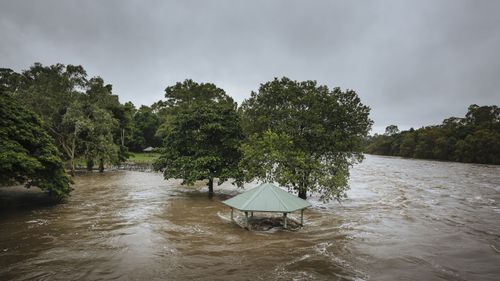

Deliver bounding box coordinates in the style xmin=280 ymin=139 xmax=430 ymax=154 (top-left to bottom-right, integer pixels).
xmin=222 ymin=183 xmax=311 ymax=229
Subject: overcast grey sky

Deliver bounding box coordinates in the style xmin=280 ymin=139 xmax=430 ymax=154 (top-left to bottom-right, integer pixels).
xmin=1 ymin=0 xmax=499 ymax=133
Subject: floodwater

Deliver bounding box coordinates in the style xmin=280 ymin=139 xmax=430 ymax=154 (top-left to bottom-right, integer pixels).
xmin=0 ymin=155 xmax=499 ymax=280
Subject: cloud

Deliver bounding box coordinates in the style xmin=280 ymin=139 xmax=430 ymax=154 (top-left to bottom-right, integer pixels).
xmin=1 ymin=0 xmax=499 ymax=133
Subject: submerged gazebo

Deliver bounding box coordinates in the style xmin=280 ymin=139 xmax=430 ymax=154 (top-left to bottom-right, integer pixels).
xmin=222 ymin=183 xmax=311 ymax=230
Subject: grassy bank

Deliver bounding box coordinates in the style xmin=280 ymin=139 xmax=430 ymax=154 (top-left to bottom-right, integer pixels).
xmin=128 ymin=152 xmax=160 ymax=164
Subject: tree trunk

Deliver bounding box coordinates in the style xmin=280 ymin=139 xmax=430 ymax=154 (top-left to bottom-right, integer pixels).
xmin=70 ymin=160 xmax=75 ymax=177
xmin=208 ymin=178 xmax=214 ymax=195
xmin=86 ymin=159 xmax=94 ymax=171
xmin=67 ymin=135 xmax=76 ymax=176
xmin=98 ymin=158 xmax=104 ymax=173
xmin=298 ymin=189 xmax=307 ymax=199
xmin=121 ymin=128 xmax=125 ymax=146
xmin=62 ymin=140 xmax=77 ymax=177
xmin=298 ymin=173 xmax=309 ymax=199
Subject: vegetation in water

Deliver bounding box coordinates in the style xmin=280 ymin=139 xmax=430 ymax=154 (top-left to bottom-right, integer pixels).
xmin=3 ymin=62 xmax=496 ymax=200
xmin=0 ymin=92 xmax=72 ymax=198
xmin=239 ymin=77 xmax=373 ymax=201
xmin=153 ymin=80 xmax=243 ymax=194
xmin=0 ymin=64 xmax=132 ymax=175
xmin=365 ymin=105 xmax=500 ymax=165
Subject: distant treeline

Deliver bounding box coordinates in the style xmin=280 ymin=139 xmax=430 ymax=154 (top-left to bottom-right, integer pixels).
xmin=365 ymin=105 xmax=500 ymax=165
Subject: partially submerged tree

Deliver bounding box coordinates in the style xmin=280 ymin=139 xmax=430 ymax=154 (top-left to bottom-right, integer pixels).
xmin=154 ymin=80 xmax=243 ymax=194
xmin=2 ymin=64 xmax=128 ymax=173
xmin=66 ymin=102 xmax=119 ymax=173
xmin=85 ymin=77 xmax=130 ymax=163
xmin=240 ymin=77 xmax=372 ymax=201
xmin=0 ymin=93 xmax=72 ymax=198
xmin=80 ymin=78 xmax=120 ymax=171
xmin=115 ymin=101 xmax=135 ymax=161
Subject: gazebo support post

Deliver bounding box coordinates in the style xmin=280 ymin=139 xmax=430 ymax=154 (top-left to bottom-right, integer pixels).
xmin=245 ymin=211 xmax=250 ymax=230
xmin=251 ymin=212 xmax=253 ymax=217
xmin=230 ymin=208 xmax=233 ymax=221
xmin=283 ymin=213 xmax=288 ymax=229
xmin=300 ymin=209 xmax=304 ymax=227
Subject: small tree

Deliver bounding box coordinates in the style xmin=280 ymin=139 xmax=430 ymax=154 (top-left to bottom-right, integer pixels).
xmin=384 ymin=125 xmax=400 ymax=136
xmin=154 ymin=80 xmax=243 ymax=194
xmin=240 ymin=77 xmax=372 ymax=201
xmin=0 ymin=93 xmax=72 ymax=198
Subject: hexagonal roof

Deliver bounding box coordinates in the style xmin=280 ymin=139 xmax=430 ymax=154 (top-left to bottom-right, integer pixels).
xmin=222 ymin=183 xmax=311 ymax=213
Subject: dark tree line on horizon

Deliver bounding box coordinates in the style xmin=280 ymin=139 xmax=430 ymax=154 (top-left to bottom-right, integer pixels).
xmin=365 ymin=104 xmax=500 ymax=165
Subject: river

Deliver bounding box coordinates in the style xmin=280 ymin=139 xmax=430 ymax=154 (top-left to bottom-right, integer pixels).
xmin=0 ymin=155 xmax=499 ymax=280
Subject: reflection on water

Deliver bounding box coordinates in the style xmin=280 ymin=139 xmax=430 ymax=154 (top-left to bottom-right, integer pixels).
xmin=1 ymin=155 xmax=499 ymax=280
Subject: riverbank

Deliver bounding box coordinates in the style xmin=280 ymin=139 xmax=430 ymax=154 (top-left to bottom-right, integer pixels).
xmin=68 ymin=152 xmax=159 ymax=173
xmin=128 ymin=152 xmax=160 ymax=164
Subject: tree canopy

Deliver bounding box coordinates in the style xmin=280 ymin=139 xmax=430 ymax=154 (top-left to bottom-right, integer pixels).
xmin=239 ymin=77 xmax=372 ymax=201
xmin=1 ymin=63 xmax=130 ymax=173
xmin=0 ymin=93 xmax=72 ymax=198
xmin=128 ymin=105 xmax=162 ymax=152
xmin=153 ymin=80 xmax=243 ymax=194
xmin=365 ymin=105 xmax=500 ymax=165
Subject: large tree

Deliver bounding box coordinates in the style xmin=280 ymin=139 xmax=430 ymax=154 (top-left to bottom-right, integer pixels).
xmin=1 ymin=64 xmax=129 ymax=173
xmin=0 ymin=93 xmax=72 ymax=198
xmin=85 ymin=77 xmax=131 ymax=163
xmin=153 ymin=80 xmax=243 ymax=194
xmin=64 ymin=100 xmax=118 ymax=173
xmin=1 ymin=64 xmax=86 ymax=174
xmin=240 ymin=77 xmax=372 ymax=201
xmin=80 ymin=77 xmax=121 ymax=170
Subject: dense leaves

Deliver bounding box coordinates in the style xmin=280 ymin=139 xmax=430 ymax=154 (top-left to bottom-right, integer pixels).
xmin=1 ymin=63 xmax=129 ymax=173
xmin=240 ymin=77 xmax=372 ymax=201
xmin=128 ymin=105 xmax=162 ymax=151
xmin=153 ymin=80 xmax=243 ymax=193
xmin=0 ymin=93 xmax=72 ymax=197
xmin=80 ymin=77 xmax=121 ymax=170
xmin=365 ymin=105 xmax=500 ymax=164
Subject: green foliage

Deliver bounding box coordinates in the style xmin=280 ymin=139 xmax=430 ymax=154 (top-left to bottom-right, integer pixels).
xmin=385 ymin=125 xmax=400 ymax=136
xmin=240 ymin=77 xmax=372 ymax=201
xmin=0 ymin=93 xmax=72 ymax=197
xmin=80 ymin=77 xmax=121 ymax=169
xmin=365 ymin=105 xmax=500 ymax=165
xmin=128 ymin=152 xmax=160 ymax=164
xmin=128 ymin=105 xmax=162 ymax=151
xmin=153 ymin=80 xmax=243 ymax=193
xmin=75 ymin=103 xmax=119 ymax=169
xmin=1 ymin=63 xmax=130 ymax=172
xmin=85 ymin=77 xmax=135 ymax=162
xmin=399 ymin=132 xmax=417 ymax=157
xmin=116 ymin=101 xmax=135 ymax=161
xmin=9 ymin=63 xmax=87 ymax=129
xmin=0 ymin=68 xmax=22 ymax=93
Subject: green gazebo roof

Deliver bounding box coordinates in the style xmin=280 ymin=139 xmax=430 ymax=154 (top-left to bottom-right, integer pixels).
xmin=222 ymin=183 xmax=311 ymax=213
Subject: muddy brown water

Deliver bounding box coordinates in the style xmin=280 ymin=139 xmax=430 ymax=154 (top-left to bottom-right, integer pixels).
xmin=1 ymin=155 xmax=499 ymax=280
